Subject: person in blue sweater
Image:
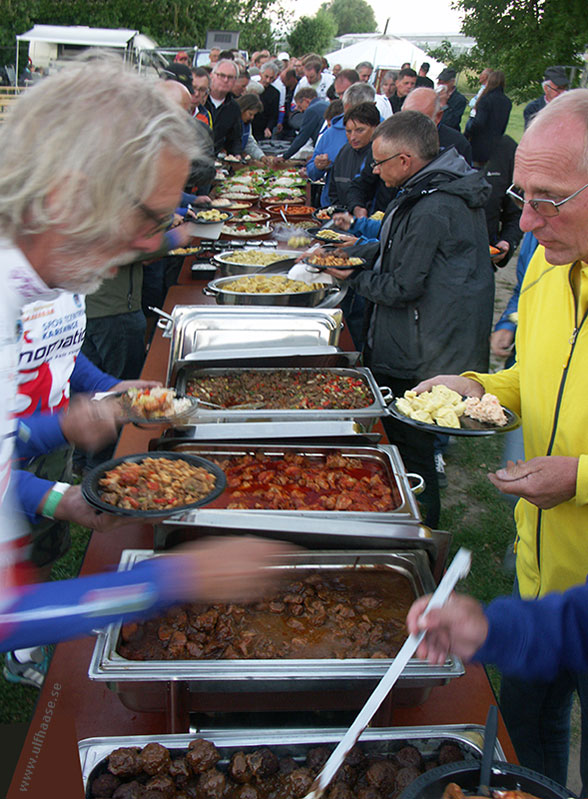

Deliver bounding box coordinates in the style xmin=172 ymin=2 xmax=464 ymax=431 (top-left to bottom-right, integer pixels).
xmin=0 ymin=58 xmax=291 ymax=680
xmin=278 ymin=88 xmax=328 ymax=160
xmin=407 ymin=580 xmax=588 ymax=683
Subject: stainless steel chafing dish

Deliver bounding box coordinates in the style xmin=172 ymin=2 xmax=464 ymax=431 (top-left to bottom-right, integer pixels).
xmin=203 ymin=274 xmax=346 ymax=308
xmin=172 ymin=366 xmax=392 ymax=426
xmin=79 ymin=726 xmax=507 ymax=793
xmin=164 ymin=306 xmax=343 ymax=382
xmin=89 ymin=549 xmax=463 ymax=702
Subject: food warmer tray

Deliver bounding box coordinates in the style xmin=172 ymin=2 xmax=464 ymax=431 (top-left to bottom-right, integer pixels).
xmin=172 ymin=366 xmax=392 ymax=425
xmin=151 ymin=442 xmax=421 ymax=524
xmin=164 ymin=306 xmax=343 ymax=379
xmin=156 ymin=419 xmax=382 ymax=443
xmin=169 ymin=348 xmax=362 ymax=395
xmin=79 ymin=725 xmax=507 ymax=794
xmin=89 ymin=549 xmax=463 ymax=696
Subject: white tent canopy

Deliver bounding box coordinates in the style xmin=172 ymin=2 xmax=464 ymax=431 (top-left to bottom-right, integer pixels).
xmin=325 ymin=35 xmax=446 ymax=81
xmin=17 ymin=25 xmax=140 ymax=49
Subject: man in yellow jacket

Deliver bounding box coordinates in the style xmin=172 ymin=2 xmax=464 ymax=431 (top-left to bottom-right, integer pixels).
xmin=414 ymin=88 xmax=588 ymax=791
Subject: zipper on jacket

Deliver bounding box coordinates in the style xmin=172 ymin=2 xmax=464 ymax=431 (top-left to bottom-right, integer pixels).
xmin=534 ymin=262 xmax=588 ymax=594
xmin=413 ymin=308 xmax=422 ymax=361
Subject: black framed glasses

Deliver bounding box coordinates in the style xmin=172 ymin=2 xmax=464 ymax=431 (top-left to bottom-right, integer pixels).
xmin=137 ymin=202 xmax=173 ymax=237
xmin=506 ymin=182 xmax=588 ymax=218
xmin=370 ymin=152 xmax=409 ymax=169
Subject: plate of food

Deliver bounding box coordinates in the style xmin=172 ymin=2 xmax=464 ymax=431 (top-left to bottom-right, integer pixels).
xmin=190 ymin=209 xmax=233 ymax=224
xmin=307 ymin=226 xmax=353 ymax=243
xmin=389 ymin=384 xmax=520 ymax=436
xmin=223 ymin=191 xmax=259 ymax=201
xmin=82 ymin=452 xmax=226 ymax=517
xmin=221 ymin=221 xmax=273 ymax=238
xmin=105 ymin=387 xmax=199 ymax=425
xmin=265 ymin=204 xmax=315 ymax=218
xmin=304 ymin=252 xmax=366 ymax=270
xmin=232 ymin=210 xmax=271 ymax=222
xmin=260 ymin=192 xmax=305 ymax=205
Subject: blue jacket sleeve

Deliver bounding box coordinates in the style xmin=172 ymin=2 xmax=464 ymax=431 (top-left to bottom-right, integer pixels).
xmin=14 ymin=414 xmax=66 ymax=462
xmin=474 ymin=580 xmax=588 ymax=681
xmin=12 ymin=470 xmax=54 ymax=524
xmin=0 ymin=558 xmax=190 ymax=651
xmin=70 ymin=352 xmax=118 ymax=395
xmin=350 ymin=217 xmax=382 ymax=240
xmin=494 ymin=233 xmax=539 ymax=332
xmin=282 ymin=112 xmax=316 ymax=160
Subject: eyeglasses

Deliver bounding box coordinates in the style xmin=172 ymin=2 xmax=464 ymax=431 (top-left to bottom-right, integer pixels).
xmin=215 ymin=72 xmax=236 ymax=81
xmin=506 ymin=182 xmax=588 ymax=218
xmin=137 ymin=202 xmax=173 ymax=236
xmin=370 ymin=152 xmax=409 ymax=169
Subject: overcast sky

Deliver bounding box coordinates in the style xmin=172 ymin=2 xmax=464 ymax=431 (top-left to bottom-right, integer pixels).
xmin=292 ymin=0 xmax=464 ymax=35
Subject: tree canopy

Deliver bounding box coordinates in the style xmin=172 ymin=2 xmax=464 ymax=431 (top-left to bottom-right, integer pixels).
xmin=0 ymin=0 xmax=283 ymax=56
xmin=320 ymin=0 xmax=377 ymax=36
xmin=429 ymin=0 xmax=588 ymax=102
xmin=287 ymin=11 xmax=338 ymax=56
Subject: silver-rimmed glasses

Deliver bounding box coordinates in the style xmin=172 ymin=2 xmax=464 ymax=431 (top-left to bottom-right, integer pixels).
xmin=506 ymin=182 xmax=588 ymax=217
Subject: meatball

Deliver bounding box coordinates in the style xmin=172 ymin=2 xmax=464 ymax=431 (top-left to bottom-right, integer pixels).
xmin=328 ymin=784 xmax=355 ymax=799
xmin=343 ymin=745 xmax=365 ymax=768
xmin=144 ymin=774 xmax=176 ymax=798
xmin=365 ymin=759 xmax=397 ymax=792
xmin=108 ymin=748 xmax=143 ymax=778
xmin=356 ymin=788 xmax=382 ymax=799
xmin=246 ymin=747 xmax=280 ymax=779
xmin=169 ymin=757 xmax=192 ymax=784
xmin=230 ymin=751 xmax=253 ymax=783
xmin=91 ymin=772 xmax=121 ymax=797
xmin=233 ymin=785 xmax=259 ymax=799
xmin=279 ymin=756 xmax=299 ymax=776
xmin=306 ymin=746 xmax=331 ymax=771
xmin=112 ymin=782 xmax=144 ymax=799
xmin=198 ymin=768 xmax=226 ymax=799
xmin=332 ymin=765 xmax=356 ymax=787
xmin=395 ymin=766 xmax=422 ymax=791
xmin=140 ymin=743 xmax=172 ymax=776
xmin=286 ymin=767 xmax=314 ymax=798
xmin=437 ymin=743 xmax=463 ymax=765
xmin=394 ymin=745 xmax=423 ymax=770
xmin=186 ymin=739 xmax=220 ymax=773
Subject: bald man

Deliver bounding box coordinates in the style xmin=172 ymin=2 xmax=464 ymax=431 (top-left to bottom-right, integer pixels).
xmin=403 ymin=87 xmax=472 ymax=164
xmin=160 ymin=79 xmax=193 ymax=113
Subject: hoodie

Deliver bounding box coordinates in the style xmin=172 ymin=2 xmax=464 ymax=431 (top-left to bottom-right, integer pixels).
xmin=306 ymin=114 xmax=347 ymax=207
xmin=348 ymin=147 xmax=494 ymax=380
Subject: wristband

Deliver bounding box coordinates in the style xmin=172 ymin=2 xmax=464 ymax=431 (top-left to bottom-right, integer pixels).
xmin=41 ymin=482 xmax=70 ymax=520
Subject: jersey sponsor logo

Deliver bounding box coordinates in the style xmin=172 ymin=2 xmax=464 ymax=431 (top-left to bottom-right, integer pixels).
xmin=19 ymin=327 xmax=85 ymax=366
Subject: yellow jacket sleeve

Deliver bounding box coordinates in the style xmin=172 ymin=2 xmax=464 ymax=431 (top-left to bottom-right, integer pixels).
xmin=576 ymin=454 xmax=588 ymax=506
xmin=461 ymin=363 xmax=521 ymax=416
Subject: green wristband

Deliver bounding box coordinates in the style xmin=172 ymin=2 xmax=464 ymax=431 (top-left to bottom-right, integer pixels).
xmin=41 ymin=482 xmax=70 ymax=520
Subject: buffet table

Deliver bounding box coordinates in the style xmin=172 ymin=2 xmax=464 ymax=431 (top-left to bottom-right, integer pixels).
xmin=7 ymin=279 xmax=517 ymax=796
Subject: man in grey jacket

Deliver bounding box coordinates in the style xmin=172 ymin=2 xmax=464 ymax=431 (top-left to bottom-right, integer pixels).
xmin=327 ymin=112 xmax=494 ymax=526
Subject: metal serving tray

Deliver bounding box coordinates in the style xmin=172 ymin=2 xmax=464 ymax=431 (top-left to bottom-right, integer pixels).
xmin=89 ymin=549 xmax=463 ymax=693
xmin=79 ymin=726 xmax=507 ymax=794
xmin=151 ymin=442 xmax=421 ymax=523
xmin=173 ymin=366 xmax=392 ymax=425
xmin=165 ymin=306 xmax=343 ymax=381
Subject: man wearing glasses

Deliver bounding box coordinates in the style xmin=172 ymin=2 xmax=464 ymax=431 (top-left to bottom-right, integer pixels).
xmin=523 ymin=65 xmax=568 ymax=129
xmin=205 ymin=59 xmax=243 ymax=156
xmin=414 ymin=89 xmax=588 ymax=791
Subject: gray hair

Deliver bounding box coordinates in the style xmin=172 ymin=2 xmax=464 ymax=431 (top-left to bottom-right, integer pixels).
xmin=0 ymin=57 xmax=198 ymax=243
xmin=383 ymin=70 xmax=398 ymax=82
xmin=261 ymin=62 xmax=279 ymax=78
xmin=355 ymin=61 xmax=374 ymax=71
xmin=527 ymin=88 xmax=588 ymax=172
xmin=342 ymin=82 xmax=375 ymax=108
xmin=213 ymin=59 xmax=238 ymax=77
xmin=374 ymin=111 xmax=439 ymax=161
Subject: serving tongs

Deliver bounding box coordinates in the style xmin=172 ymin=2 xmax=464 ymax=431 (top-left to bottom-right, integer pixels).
xmin=303 ymin=548 xmax=473 ymax=799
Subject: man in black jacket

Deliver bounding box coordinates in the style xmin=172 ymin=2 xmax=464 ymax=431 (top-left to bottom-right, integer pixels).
xmin=347 ymin=88 xmax=472 ymax=217
xmin=327 ymin=112 xmax=494 ymax=527
xmin=252 ymin=63 xmax=280 ymax=141
xmin=205 ymin=60 xmax=243 ymax=155
xmin=437 ymin=67 xmax=467 ymax=131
